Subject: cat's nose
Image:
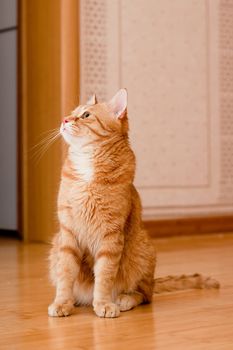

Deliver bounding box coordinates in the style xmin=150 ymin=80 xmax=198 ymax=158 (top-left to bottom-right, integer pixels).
xmin=63 ymin=119 xmax=69 ymax=124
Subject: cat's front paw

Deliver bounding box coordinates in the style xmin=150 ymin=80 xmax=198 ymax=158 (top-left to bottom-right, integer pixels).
xmin=48 ymin=300 xmax=74 ymax=317
xmin=93 ymin=301 xmax=120 ymax=318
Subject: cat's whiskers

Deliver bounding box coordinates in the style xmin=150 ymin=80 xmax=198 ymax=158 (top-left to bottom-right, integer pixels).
xmin=30 ymin=128 xmax=61 ymax=164
xmin=33 ymin=133 xmax=61 ymax=165
xmin=30 ymin=129 xmax=60 ymax=151
xmin=33 ymin=134 xmax=60 ymax=163
xmin=39 ymin=127 xmax=60 ymax=137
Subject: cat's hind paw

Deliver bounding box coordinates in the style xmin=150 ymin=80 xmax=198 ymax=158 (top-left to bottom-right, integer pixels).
xmin=203 ymin=276 xmax=220 ymax=289
xmin=116 ymin=294 xmax=138 ymax=311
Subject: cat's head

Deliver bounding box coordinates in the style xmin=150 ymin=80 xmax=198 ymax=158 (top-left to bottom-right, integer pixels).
xmin=60 ymin=89 xmax=129 ymax=147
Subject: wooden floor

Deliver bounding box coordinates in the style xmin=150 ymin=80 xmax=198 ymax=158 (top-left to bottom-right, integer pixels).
xmin=0 ymin=234 xmax=233 ymax=350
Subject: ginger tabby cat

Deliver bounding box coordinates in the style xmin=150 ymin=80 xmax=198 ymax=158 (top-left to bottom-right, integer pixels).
xmin=48 ymin=89 xmax=219 ymax=318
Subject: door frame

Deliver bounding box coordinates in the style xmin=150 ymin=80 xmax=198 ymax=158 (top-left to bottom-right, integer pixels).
xmin=18 ymin=0 xmax=79 ymax=241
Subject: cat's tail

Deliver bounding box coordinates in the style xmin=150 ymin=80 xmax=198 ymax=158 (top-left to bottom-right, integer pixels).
xmin=154 ymin=273 xmax=220 ymax=294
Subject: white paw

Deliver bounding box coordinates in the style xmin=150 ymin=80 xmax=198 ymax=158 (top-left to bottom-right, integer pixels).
xmin=93 ymin=302 xmax=120 ymax=318
xmin=48 ymin=300 xmax=74 ymax=317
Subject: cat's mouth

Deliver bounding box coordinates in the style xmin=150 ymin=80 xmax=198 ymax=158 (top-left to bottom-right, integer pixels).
xmin=60 ymin=122 xmax=75 ymax=135
xmin=60 ymin=123 xmax=66 ymax=134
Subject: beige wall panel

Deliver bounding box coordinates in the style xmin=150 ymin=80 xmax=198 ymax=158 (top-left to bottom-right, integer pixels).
xmin=80 ymin=0 xmax=233 ymax=219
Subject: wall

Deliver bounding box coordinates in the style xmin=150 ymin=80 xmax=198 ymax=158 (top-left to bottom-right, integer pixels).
xmin=0 ymin=0 xmax=17 ymax=229
xmin=79 ymin=0 xmax=233 ymax=219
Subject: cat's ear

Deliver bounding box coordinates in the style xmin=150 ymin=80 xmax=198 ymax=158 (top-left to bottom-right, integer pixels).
xmin=107 ymin=88 xmax=127 ymax=119
xmin=86 ymin=94 xmax=98 ymax=105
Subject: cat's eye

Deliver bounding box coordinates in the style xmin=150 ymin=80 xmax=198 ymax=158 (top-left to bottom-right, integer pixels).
xmin=81 ymin=111 xmax=90 ymax=119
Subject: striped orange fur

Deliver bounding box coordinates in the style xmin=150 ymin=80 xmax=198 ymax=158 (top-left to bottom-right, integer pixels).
xmin=48 ymin=89 xmax=219 ymax=318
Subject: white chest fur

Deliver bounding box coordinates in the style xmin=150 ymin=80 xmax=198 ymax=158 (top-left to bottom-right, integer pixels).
xmin=69 ymin=145 xmax=94 ymax=182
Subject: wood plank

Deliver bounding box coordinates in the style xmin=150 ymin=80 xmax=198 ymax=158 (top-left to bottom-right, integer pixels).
xmin=144 ymin=215 xmax=233 ymax=237
xmin=0 ymin=234 xmax=232 ymax=349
